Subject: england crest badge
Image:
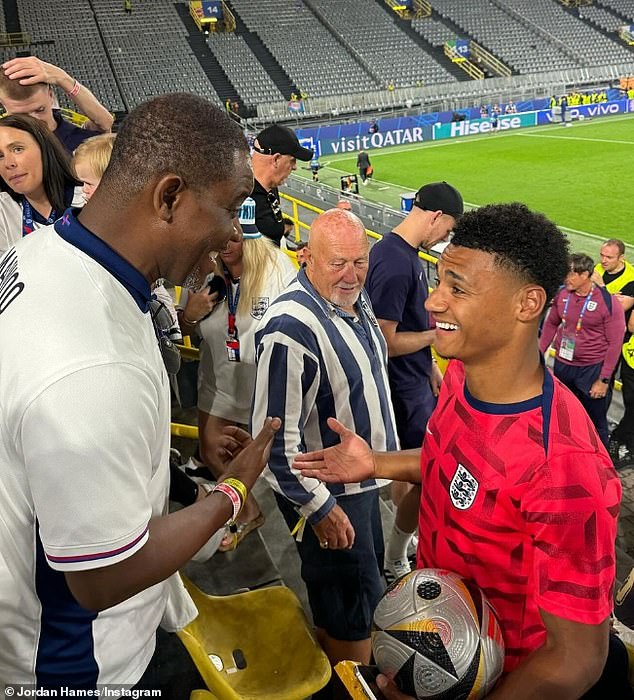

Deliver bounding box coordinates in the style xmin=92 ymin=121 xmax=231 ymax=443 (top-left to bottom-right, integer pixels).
xmin=250 ymin=297 xmax=269 ymax=320
xmin=450 ymin=464 xmax=479 ymax=510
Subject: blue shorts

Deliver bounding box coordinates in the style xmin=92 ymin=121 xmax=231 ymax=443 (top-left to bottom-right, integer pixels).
xmin=391 ymin=385 xmax=436 ymax=449
xmin=275 ymin=489 xmax=385 ymax=641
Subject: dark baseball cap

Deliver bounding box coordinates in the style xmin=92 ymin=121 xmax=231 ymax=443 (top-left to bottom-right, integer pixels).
xmin=253 ymin=124 xmax=314 ymax=161
xmin=414 ymin=181 xmax=464 ymax=220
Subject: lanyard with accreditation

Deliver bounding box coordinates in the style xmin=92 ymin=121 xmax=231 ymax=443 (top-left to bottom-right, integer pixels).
xmin=224 ymin=266 xmax=241 ymax=362
xmin=558 ymin=284 xmax=594 ymax=361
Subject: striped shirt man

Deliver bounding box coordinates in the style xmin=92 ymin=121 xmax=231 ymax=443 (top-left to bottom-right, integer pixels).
xmin=252 ymin=266 xmax=399 ymax=524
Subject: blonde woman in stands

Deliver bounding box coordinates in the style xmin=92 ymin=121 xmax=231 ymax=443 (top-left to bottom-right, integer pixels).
xmin=0 ymin=114 xmax=81 ymax=255
xmin=194 ymin=196 xmax=296 ymax=551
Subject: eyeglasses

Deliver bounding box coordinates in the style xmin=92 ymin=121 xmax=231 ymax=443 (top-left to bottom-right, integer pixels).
xmin=267 ymin=191 xmax=283 ymax=223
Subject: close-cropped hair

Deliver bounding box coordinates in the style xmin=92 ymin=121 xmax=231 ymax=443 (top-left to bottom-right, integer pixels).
xmin=0 ymin=114 xmax=79 ymax=212
xmin=73 ymin=133 xmax=116 ymax=180
xmin=100 ymin=93 xmax=249 ymax=203
xmin=451 ymin=202 xmax=569 ymax=302
xmin=0 ymin=67 xmax=46 ymax=102
xmin=238 ymin=235 xmax=280 ymax=316
xmin=604 ymin=238 xmax=625 ymax=256
xmin=569 ymin=253 xmax=594 ymax=275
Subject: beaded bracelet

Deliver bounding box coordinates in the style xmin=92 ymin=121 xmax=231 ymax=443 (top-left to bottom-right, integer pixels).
xmin=211 ymin=482 xmax=242 ymax=522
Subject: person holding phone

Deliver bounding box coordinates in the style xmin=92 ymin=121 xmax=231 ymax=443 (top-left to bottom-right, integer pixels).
xmin=195 ymin=197 xmax=296 ymax=550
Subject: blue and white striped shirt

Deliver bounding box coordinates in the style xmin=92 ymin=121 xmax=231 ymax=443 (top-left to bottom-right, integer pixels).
xmin=252 ymin=267 xmax=399 ymax=524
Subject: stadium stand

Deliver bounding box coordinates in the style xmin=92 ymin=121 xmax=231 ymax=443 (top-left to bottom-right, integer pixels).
xmin=307 ymin=0 xmax=455 ymax=87
xmin=11 ymin=0 xmax=124 ymax=112
xmin=0 ymin=0 xmax=631 ymax=127
xmin=499 ymin=0 xmax=634 ymax=66
xmin=597 ymin=0 xmax=634 ymax=24
xmin=430 ymin=0 xmax=580 ymax=74
xmin=412 ymin=16 xmax=459 ymax=48
xmin=90 ymin=0 xmax=221 ymax=110
xmin=580 ymin=5 xmax=627 ymax=34
xmin=206 ymin=33 xmax=285 ymax=109
xmin=227 ymin=0 xmax=380 ymax=99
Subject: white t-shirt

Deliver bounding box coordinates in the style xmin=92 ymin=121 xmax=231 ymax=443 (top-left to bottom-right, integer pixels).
xmin=0 ymin=188 xmax=84 ymax=256
xmin=197 ymin=249 xmax=296 ymax=424
xmin=0 ymin=224 xmax=171 ymax=686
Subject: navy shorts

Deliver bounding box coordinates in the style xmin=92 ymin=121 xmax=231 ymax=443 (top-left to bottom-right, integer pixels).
xmin=391 ymin=385 xmax=436 ymax=449
xmin=275 ymin=489 xmax=385 ymax=641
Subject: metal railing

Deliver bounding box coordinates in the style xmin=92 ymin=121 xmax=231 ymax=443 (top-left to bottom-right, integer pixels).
xmin=443 ymin=43 xmax=485 ymax=80
xmin=470 ymin=41 xmax=513 ymax=78
xmin=256 ymin=62 xmax=634 ymax=122
xmin=188 ymin=0 xmax=235 ymax=33
xmin=384 ymin=0 xmax=431 ymax=19
xmin=0 ymin=32 xmax=30 ymax=47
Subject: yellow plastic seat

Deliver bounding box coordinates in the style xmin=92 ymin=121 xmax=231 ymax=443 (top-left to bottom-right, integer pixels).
xmin=178 ymin=576 xmax=331 ymax=700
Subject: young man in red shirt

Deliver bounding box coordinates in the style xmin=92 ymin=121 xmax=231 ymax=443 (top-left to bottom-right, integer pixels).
xmin=295 ymin=202 xmax=627 ymax=699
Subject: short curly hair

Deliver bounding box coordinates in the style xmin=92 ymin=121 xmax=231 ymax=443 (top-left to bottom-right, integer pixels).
xmin=451 ymin=202 xmax=569 ymax=302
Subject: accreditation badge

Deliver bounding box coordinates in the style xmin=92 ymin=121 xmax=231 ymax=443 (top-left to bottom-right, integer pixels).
xmin=558 ymin=333 xmax=576 ymax=361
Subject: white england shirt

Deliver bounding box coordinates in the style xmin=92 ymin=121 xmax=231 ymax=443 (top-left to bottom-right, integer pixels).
xmin=0 ymin=214 xmax=171 ymax=687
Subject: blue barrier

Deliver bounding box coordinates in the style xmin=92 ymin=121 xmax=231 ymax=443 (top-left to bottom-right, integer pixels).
xmin=536 ymin=98 xmax=631 ymax=125
xmin=295 ymin=96 xmax=632 ymax=156
xmin=433 ymin=111 xmax=537 ymax=140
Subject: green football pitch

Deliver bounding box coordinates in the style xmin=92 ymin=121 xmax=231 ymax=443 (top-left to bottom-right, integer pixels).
xmin=296 ymin=113 xmax=634 ymax=255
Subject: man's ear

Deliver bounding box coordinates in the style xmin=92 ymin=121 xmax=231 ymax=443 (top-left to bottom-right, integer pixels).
xmin=518 ymin=285 xmax=547 ymax=323
xmin=153 ymin=175 xmax=186 ymax=222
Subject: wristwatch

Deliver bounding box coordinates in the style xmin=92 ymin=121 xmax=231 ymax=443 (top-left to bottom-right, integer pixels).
xmin=600 ymin=377 xmax=610 ymax=384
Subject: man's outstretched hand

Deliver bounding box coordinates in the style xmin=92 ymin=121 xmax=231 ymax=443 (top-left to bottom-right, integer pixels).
xmin=293 ymin=417 xmax=375 ymax=483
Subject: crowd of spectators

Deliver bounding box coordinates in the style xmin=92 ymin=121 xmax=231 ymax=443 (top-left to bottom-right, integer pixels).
xmin=1 ymin=54 xmax=634 ymax=700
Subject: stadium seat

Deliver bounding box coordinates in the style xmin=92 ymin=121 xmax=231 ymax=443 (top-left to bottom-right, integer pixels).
xmin=177 ymin=576 xmax=331 ymax=700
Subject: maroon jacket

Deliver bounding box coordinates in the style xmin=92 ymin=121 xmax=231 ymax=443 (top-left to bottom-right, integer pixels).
xmin=540 ymin=285 xmax=625 ymax=378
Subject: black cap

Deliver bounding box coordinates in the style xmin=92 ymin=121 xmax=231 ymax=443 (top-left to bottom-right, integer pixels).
xmin=414 ymin=181 xmax=464 ymax=220
xmin=254 ymin=124 xmax=314 ymax=161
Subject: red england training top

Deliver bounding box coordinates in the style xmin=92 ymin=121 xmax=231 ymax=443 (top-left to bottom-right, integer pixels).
xmin=417 ymin=360 xmax=621 ymax=672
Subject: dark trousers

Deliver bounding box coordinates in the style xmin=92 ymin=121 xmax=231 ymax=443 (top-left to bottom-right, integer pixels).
xmin=581 ymin=632 xmax=633 ymax=699
xmin=554 ymin=360 xmax=609 ymax=447
xmin=275 ymin=490 xmax=384 ymax=642
xmin=614 ymin=359 xmax=634 ymax=452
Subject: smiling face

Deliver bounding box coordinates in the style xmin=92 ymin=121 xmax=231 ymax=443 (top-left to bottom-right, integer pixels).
xmin=426 ymin=244 xmax=531 ymax=365
xmin=0 ymin=125 xmax=44 ymax=198
xmin=219 ymin=221 xmax=244 ymax=267
xmin=306 ymin=210 xmax=369 ymax=313
xmin=170 ymin=150 xmax=253 ymax=285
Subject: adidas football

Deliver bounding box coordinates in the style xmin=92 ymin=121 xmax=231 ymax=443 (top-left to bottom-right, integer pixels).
xmin=372 ymin=569 xmax=504 ymax=699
